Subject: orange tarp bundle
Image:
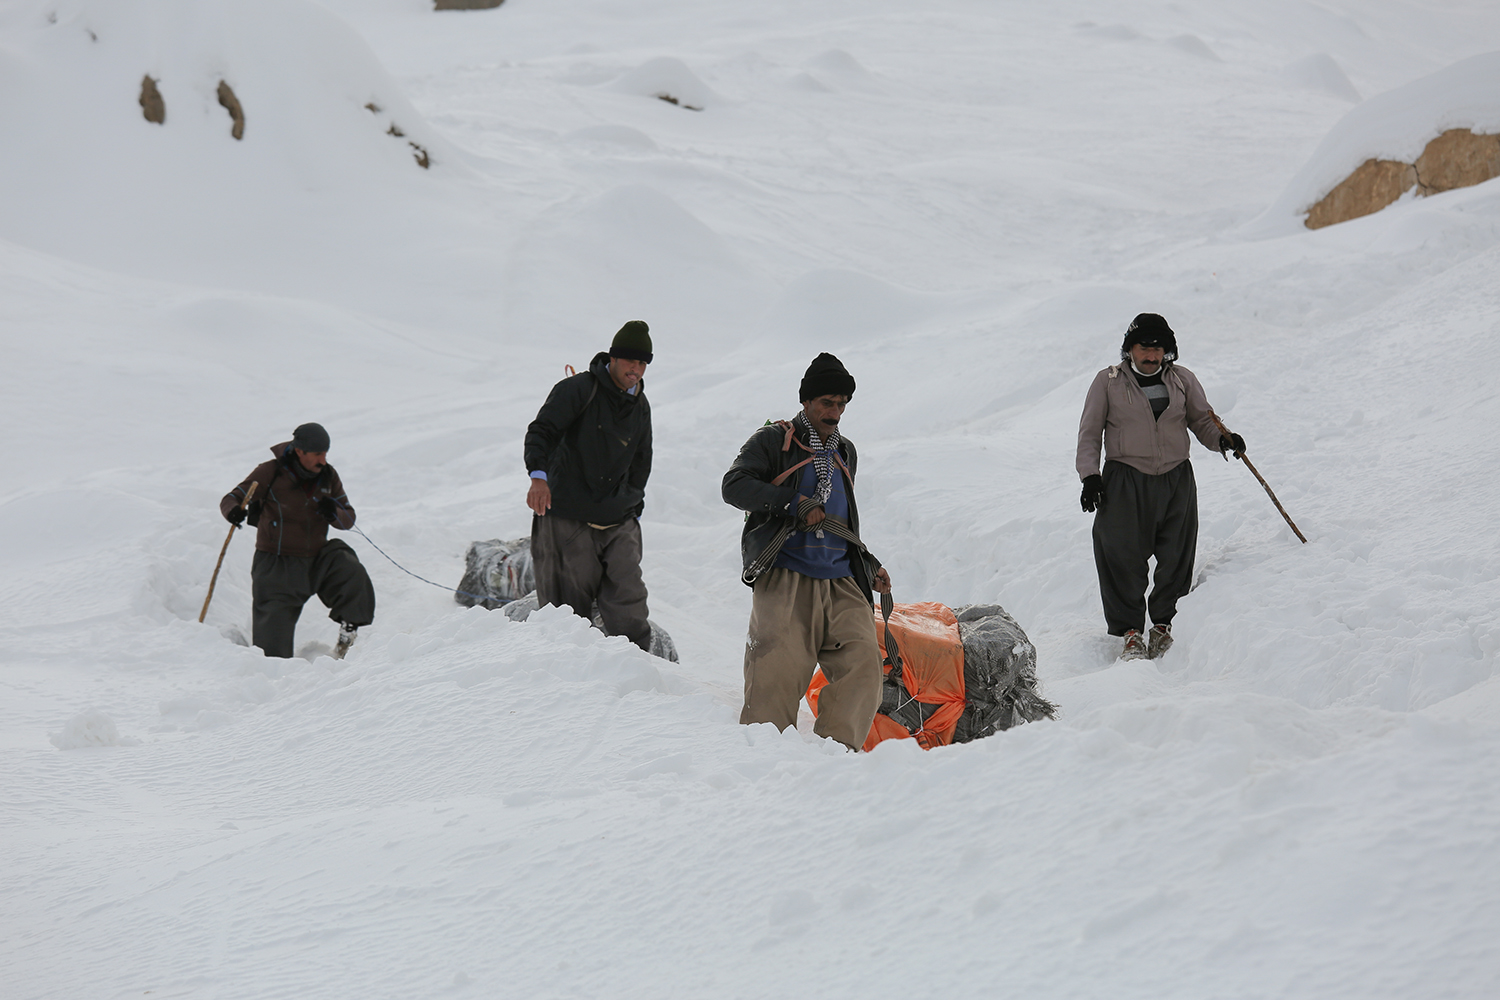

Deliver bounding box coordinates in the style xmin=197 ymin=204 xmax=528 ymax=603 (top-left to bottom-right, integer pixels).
xmin=807 ymin=601 xmax=967 ymax=752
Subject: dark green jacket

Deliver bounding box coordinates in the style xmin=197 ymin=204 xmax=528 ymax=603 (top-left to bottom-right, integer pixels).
xmin=524 ymin=352 xmax=652 ymax=524
xmin=721 ymin=420 xmax=881 ymax=605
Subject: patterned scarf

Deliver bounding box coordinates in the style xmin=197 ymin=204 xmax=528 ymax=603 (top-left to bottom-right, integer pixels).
xmin=795 ymin=410 xmax=841 ymax=507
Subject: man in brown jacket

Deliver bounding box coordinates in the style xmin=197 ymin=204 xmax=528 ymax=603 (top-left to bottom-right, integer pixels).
xmin=1076 ymin=314 xmax=1243 ymax=661
xmin=220 ymin=422 xmax=375 ymax=659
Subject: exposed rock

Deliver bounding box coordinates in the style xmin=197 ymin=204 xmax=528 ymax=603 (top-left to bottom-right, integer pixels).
xmin=1305 ymin=129 xmax=1500 ymax=229
xmin=1305 ymin=159 xmax=1415 ymax=229
xmin=139 ymin=75 xmax=165 ymax=124
xmin=216 ymin=81 xmax=244 ymax=140
xmin=1416 ymin=128 xmax=1500 ymax=195
xmin=434 ymin=0 xmax=504 ymax=8
xmin=502 ymin=591 xmax=680 ymax=663
xmin=409 ymin=142 xmax=430 ymax=169
xmin=655 ymin=94 xmax=703 ymax=111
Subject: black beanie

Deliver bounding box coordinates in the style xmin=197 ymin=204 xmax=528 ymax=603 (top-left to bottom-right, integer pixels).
xmin=799 ymin=352 xmax=856 ymax=402
xmin=291 ymin=422 xmax=330 ymax=452
xmin=610 ymin=320 xmax=653 ymax=363
xmin=1121 ymin=313 xmax=1178 ymax=362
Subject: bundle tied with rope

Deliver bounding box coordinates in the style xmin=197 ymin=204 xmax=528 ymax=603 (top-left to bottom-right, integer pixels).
xmin=743 ymin=417 xmax=1056 ymax=749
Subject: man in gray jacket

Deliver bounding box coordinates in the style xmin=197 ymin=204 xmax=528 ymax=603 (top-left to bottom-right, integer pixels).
xmin=1076 ymin=314 xmax=1243 ymax=660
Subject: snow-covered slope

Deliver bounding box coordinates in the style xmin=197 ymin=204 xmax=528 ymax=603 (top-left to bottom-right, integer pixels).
xmin=1252 ymin=51 xmax=1500 ymax=234
xmin=4 ymin=1 xmax=1500 ymax=997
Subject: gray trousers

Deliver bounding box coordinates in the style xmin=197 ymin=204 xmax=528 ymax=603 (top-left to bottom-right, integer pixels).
xmin=741 ymin=569 xmax=882 ymax=750
xmin=251 ymin=539 xmax=376 ymax=658
xmin=1092 ymin=459 xmax=1198 ymax=636
xmin=531 ymin=515 xmax=650 ymax=651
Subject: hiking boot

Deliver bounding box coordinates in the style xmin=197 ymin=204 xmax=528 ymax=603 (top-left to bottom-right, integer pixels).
xmin=1120 ymin=629 xmax=1148 ymax=661
xmin=334 ymin=622 xmax=358 ymax=660
xmin=1147 ymin=623 xmax=1173 ymax=659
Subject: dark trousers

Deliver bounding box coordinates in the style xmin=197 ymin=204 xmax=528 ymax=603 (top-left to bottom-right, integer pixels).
xmin=531 ymin=515 xmax=650 ymax=651
xmin=251 ymin=539 xmax=376 ymax=658
xmin=1092 ymin=460 xmax=1198 ymax=636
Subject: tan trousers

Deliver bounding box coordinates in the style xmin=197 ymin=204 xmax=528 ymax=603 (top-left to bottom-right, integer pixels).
xmin=740 ymin=568 xmax=883 ymax=750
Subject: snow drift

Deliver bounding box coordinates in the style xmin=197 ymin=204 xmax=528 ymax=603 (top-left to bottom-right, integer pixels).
xmin=1252 ymin=51 xmax=1500 ymax=233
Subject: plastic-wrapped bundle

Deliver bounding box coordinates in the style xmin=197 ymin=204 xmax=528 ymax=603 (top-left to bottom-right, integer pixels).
xmin=500 ymin=591 xmax=679 ymax=663
xmin=859 ymin=602 xmax=1055 ymax=748
xmin=951 ymin=603 xmax=1056 ymax=742
xmin=454 ymin=538 xmax=535 ymax=609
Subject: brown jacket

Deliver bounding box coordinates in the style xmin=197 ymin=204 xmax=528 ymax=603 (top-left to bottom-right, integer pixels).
xmin=220 ymin=442 xmax=357 ymax=557
xmin=1076 ymin=363 xmax=1221 ymax=479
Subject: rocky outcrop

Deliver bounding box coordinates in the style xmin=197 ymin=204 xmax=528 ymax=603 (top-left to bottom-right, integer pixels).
xmin=216 ymin=81 xmax=244 ymax=140
xmin=139 ymin=75 xmax=165 ymax=124
xmin=1305 ymin=129 xmax=1500 ymax=229
xmin=1305 ymin=159 xmax=1416 ymax=230
xmin=434 ymin=0 xmax=504 ymax=8
xmin=1415 ymin=129 xmax=1500 ymax=195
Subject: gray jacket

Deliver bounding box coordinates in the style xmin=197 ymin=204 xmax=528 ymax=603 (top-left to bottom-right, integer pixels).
xmin=1076 ymin=363 xmax=1221 ymax=479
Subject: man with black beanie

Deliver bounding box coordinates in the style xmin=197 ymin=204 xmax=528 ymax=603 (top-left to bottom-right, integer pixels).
xmin=1076 ymin=314 xmax=1243 ymax=660
xmin=219 ymin=422 xmax=375 ymax=659
xmin=523 ymin=321 xmax=655 ymax=651
xmin=722 ymin=352 xmax=891 ymax=750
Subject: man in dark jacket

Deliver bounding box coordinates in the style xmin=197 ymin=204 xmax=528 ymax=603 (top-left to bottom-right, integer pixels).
xmin=220 ymin=422 xmax=375 ymax=659
xmin=1076 ymin=314 xmax=1243 ymax=661
xmin=523 ymin=321 xmax=654 ymax=650
xmin=722 ymin=353 xmax=891 ymax=750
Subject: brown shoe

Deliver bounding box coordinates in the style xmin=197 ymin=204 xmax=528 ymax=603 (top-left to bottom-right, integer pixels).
xmin=1147 ymin=623 xmax=1173 ymax=659
xmin=1120 ymin=629 xmax=1148 ymax=661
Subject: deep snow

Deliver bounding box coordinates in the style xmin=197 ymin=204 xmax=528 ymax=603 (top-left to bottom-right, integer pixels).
xmin=3 ymin=0 xmax=1499 ymax=997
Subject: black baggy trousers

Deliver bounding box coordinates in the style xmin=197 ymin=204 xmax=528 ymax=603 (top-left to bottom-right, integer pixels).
xmin=250 ymin=538 xmax=376 ymax=658
xmin=531 ymin=515 xmax=651 ymax=651
xmin=1092 ymin=459 xmax=1198 ymax=636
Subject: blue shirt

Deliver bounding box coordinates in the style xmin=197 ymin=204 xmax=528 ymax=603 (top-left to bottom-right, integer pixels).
xmin=773 ymin=458 xmax=852 ymax=579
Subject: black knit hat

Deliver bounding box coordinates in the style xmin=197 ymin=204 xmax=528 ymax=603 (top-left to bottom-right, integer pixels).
xmin=610 ymin=320 xmax=653 ymax=363
xmin=1121 ymin=313 xmax=1178 ymax=362
xmin=291 ymin=422 xmax=330 ymax=452
xmin=799 ymin=352 xmax=856 ymax=402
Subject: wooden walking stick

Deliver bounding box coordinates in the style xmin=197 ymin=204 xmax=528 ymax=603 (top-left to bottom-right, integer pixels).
xmin=1208 ymin=412 xmax=1307 ymax=544
xmin=199 ymin=481 xmax=259 ymax=623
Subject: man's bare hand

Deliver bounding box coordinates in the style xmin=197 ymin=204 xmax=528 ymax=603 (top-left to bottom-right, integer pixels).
xmin=873 ymin=566 xmax=892 ymax=594
xmin=804 ymin=505 xmax=826 ymax=528
xmin=527 ymin=478 xmax=552 ymax=517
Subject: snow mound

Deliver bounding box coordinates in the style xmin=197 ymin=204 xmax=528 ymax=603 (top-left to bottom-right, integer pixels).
xmin=800 ymin=50 xmax=883 ymax=93
xmin=0 ymin=0 xmax=459 ymax=272
xmin=560 ymin=124 xmax=658 ymax=150
xmin=609 ymin=57 xmax=720 ymax=110
xmin=1281 ymin=53 xmax=1362 ymax=103
xmin=1166 ymin=34 xmax=1221 ymax=61
xmin=1251 ymin=51 xmax=1500 ymax=234
xmin=501 ymin=592 xmax=680 ymax=663
xmin=49 ymin=709 xmax=140 ymax=749
xmin=760 ymin=269 xmax=939 ymax=342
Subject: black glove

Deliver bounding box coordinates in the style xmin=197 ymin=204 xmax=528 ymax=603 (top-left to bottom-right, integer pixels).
xmin=1218 ymin=432 xmax=1246 ymax=457
xmin=244 ymin=499 xmax=263 ymax=527
xmin=1080 ymin=474 xmax=1104 ymax=513
xmin=226 ymin=504 xmax=247 ymax=526
xmin=317 ymin=497 xmax=340 ymax=522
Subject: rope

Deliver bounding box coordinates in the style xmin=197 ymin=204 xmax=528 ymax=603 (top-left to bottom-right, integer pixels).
xmin=350 ymin=525 xmax=498 ymax=606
